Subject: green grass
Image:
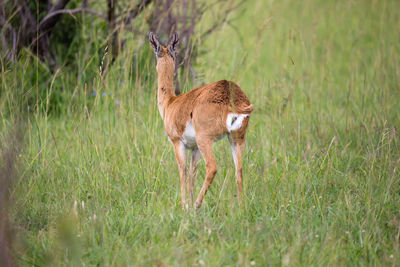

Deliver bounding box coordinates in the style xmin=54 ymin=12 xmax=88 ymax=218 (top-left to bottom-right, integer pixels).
xmin=1 ymin=0 xmax=400 ymax=265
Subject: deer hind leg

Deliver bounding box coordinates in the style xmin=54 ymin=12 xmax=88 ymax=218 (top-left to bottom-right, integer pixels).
xmin=188 ymin=149 xmax=201 ymax=206
xmin=229 ymin=135 xmax=246 ymax=204
xmin=173 ymin=141 xmax=187 ymax=209
xmin=195 ymin=139 xmax=217 ymax=209
xmin=233 ymin=140 xmax=245 ymax=203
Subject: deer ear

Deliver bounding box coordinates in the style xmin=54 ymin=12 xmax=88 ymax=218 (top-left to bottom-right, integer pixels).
xmin=168 ymin=32 xmax=179 ymax=53
xmin=149 ymin=32 xmax=160 ymax=55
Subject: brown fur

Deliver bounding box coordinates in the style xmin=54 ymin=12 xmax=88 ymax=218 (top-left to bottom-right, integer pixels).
xmin=151 ymin=35 xmax=253 ymax=208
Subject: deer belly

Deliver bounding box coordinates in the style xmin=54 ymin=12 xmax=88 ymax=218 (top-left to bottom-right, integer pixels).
xmin=182 ymin=121 xmax=197 ymax=149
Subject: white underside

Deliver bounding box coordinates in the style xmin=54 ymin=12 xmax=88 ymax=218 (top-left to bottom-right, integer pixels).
xmin=226 ymin=113 xmax=249 ymax=132
xmin=182 ymin=121 xmax=198 ymax=149
xmin=181 ymin=120 xmax=225 ymax=150
xmin=181 ymin=113 xmax=248 ymax=150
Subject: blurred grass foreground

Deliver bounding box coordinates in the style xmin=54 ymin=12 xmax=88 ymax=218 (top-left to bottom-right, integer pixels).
xmin=0 ymin=0 xmax=399 ymax=265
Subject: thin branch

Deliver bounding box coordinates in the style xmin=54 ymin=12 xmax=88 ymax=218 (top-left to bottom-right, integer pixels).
xmin=200 ymin=0 xmax=246 ymax=39
xmin=118 ymin=0 xmax=152 ymax=25
xmin=48 ymin=0 xmax=71 ymax=14
xmin=39 ymin=7 xmax=106 ymax=28
xmin=226 ymin=20 xmax=243 ymax=46
xmin=38 ymin=0 xmax=70 ymax=31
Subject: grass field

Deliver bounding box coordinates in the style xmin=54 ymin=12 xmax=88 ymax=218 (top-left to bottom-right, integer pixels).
xmin=1 ymin=0 xmax=400 ymax=265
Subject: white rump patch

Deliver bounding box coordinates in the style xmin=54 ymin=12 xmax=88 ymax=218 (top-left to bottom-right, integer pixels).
xmin=226 ymin=113 xmax=249 ymax=132
xmin=182 ymin=120 xmax=197 ymax=149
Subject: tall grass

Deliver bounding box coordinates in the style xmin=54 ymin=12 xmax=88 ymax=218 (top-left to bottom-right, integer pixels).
xmin=1 ymin=0 xmax=399 ymax=265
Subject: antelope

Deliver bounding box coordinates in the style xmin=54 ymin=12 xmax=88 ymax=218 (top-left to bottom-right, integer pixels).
xmin=149 ymin=32 xmax=254 ymax=209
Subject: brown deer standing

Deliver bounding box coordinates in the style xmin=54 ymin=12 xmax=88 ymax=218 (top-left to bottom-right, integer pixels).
xmin=149 ymin=32 xmax=254 ymax=209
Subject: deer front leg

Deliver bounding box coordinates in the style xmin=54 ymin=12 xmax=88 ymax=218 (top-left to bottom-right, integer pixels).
xmin=173 ymin=141 xmax=187 ymax=209
xmin=188 ymin=149 xmax=201 ymax=206
xmin=195 ymin=140 xmax=217 ymax=209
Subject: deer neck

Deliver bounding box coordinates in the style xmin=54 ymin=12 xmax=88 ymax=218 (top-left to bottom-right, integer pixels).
xmin=157 ymin=61 xmax=175 ymax=119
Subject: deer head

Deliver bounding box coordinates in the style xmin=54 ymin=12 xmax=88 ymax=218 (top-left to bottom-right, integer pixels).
xmin=149 ymin=32 xmax=179 ymax=62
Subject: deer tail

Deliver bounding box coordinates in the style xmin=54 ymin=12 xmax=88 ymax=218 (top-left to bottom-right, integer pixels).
xmin=238 ymin=104 xmax=254 ymax=114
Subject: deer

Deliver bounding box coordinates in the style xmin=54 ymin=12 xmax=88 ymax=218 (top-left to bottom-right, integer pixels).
xmin=149 ymin=32 xmax=254 ymax=209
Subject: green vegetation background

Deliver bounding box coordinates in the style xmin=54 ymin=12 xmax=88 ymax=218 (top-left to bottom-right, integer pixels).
xmin=1 ymin=0 xmax=399 ymax=265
